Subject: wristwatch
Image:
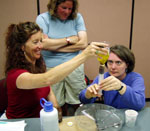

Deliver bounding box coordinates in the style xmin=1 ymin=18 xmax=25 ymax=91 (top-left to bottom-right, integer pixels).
xmin=66 ymin=37 xmax=71 ymax=44
xmin=117 ymin=83 xmax=125 ymax=91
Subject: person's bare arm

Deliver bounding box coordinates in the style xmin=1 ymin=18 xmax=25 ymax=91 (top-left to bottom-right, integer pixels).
xmin=16 ymin=42 xmax=109 ymax=89
xmin=56 ymin=31 xmax=88 ymax=52
xmin=42 ymin=37 xmax=68 ymax=51
xmin=47 ymin=89 xmax=59 ymax=108
xmin=42 ymin=31 xmax=87 ymax=52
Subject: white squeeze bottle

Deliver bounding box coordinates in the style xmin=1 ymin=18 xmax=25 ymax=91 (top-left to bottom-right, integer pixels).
xmin=40 ymin=98 xmax=59 ymax=131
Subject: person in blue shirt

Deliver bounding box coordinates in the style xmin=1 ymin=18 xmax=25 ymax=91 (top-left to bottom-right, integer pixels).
xmin=36 ymin=0 xmax=87 ymax=115
xmin=79 ymin=45 xmax=145 ymax=111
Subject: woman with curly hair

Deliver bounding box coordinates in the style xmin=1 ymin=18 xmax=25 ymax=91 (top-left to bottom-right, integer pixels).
xmin=2 ymin=21 xmax=108 ymax=119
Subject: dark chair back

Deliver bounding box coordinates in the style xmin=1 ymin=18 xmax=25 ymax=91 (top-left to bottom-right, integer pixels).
xmin=0 ymin=78 xmax=7 ymax=115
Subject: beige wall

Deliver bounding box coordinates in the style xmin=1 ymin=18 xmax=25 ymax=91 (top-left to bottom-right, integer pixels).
xmin=79 ymin=0 xmax=132 ymax=79
xmin=0 ymin=0 xmax=149 ymax=98
xmin=132 ymin=0 xmax=150 ymax=98
xmin=0 ymin=0 xmax=37 ymax=78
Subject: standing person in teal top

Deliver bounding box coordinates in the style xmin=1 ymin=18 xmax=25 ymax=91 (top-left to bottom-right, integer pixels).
xmin=36 ymin=0 xmax=87 ymax=115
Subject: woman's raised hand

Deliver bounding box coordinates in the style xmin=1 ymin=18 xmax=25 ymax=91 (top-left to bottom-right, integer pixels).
xmin=82 ymin=42 xmax=109 ymax=58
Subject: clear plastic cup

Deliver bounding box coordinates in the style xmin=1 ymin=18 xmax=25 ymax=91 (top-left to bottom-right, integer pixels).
xmin=125 ymin=109 xmax=138 ymax=128
xmin=97 ymin=41 xmax=110 ymax=65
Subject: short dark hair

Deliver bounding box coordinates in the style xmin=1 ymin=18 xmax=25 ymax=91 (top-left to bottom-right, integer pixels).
xmin=106 ymin=45 xmax=135 ymax=73
xmin=47 ymin=0 xmax=79 ymax=20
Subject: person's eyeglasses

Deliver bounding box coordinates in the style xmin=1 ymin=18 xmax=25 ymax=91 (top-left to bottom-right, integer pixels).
xmin=107 ymin=60 xmax=123 ymax=66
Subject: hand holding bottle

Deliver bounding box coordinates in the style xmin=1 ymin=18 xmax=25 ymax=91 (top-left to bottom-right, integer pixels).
xmin=85 ymin=84 xmax=102 ymax=99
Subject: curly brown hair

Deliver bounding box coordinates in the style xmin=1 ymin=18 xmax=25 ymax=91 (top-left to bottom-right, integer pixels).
xmin=5 ymin=22 xmax=46 ymax=75
xmin=47 ymin=0 xmax=79 ymax=20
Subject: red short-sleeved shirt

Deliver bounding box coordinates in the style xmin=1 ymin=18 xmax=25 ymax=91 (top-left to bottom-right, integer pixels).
xmin=6 ymin=69 xmax=50 ymax=119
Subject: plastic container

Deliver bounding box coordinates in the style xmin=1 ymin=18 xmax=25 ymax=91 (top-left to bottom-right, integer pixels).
xmin=98 ymin=65 xmax=105 ymax=95
xmin=40 ymin=98 xmax=59 ymax=131
xmin=75 ymin=103 xmax=124 ymax=131
xmin=125 ymin=109 xmax=138 ymax=128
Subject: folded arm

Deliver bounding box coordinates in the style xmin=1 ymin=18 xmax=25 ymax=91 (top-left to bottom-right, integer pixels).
xmin=56 ymin=31 xmax=88 ymax=52
xmin=42 ymin=31 xmax=87 ymax=52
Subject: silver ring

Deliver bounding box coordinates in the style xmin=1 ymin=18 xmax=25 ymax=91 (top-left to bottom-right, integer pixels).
xmin=96 ymin=50 xmax=100 ymax=54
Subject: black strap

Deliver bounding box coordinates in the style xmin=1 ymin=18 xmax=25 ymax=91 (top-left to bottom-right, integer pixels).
xmin=117 ymin=85 xmax=124 ymax=91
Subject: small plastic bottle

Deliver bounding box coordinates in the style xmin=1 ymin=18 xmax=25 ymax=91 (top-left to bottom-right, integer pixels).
xmin=40 ymin=98 xmax=59 ymax=131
